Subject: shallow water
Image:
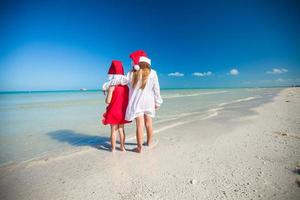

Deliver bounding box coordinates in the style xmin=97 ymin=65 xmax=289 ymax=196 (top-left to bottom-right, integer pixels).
xmin=0 ymin=88 xmax=281 ymax=165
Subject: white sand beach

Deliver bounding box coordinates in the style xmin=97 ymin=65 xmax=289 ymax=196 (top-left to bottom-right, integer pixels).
xmin=0 ymin=87 xmax=299 ymax=200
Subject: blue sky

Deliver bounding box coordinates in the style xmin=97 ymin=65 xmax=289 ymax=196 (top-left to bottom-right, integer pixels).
xmin=0 ymin=0 xmax=299 ymax=91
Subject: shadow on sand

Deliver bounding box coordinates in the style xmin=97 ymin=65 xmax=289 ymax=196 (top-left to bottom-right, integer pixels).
xmin=47 ymin=130 xmax=111 ymax=151
xmin=47 ymin=130 xmax=136 ymax=152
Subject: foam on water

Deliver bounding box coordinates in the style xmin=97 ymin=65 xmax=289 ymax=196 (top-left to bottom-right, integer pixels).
xmin=162 ymin=90 xmax=227 ymax=99
xmin=218 ymin=96 xmax=258 ymax=106
xmin=154 ymin=107 xmax=223 ymax=134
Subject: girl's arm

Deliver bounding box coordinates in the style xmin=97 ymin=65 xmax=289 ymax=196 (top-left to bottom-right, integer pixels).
xmin=110 ymin=75 xmax=129 ymax=86
xmin=105 ymin=86 xmax=115 ymax=104
xmin=102 ymin=75 xmax=129 ymax=91
xmin=153 ymin=71 xmax=163 ymax=108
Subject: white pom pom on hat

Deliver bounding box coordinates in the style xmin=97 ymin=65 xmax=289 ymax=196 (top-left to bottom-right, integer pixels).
xmin=134 ymin=64 xmax=140 ymax=70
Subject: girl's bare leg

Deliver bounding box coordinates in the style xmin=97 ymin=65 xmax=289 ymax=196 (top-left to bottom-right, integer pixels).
xmin=135 ymin=116 xmax=144 ymax=153
xmin=110 ymin=125 xmax=118 ymax=152
xmin=118 ymin=124 xmax=126 ymax=151
xmin=144 ymin=114 xmax=153 ymax=146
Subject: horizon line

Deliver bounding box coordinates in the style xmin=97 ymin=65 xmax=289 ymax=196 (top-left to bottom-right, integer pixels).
xmin=0 ymin=85 xmax=297 ymax=94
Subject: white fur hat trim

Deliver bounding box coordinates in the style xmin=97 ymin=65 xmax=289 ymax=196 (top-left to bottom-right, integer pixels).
xmin=139 ymin=56 xmax=151 ymax=65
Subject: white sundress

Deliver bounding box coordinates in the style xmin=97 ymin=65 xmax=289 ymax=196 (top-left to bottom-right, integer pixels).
xmin=125 ymin=69 xmax=163 ymax=121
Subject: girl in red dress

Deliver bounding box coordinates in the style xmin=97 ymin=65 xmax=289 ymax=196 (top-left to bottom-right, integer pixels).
xmin=102 ymin=60 xmax=130 ymax=152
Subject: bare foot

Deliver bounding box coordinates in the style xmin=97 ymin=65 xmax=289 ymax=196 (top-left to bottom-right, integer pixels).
xmin=120 ymin=146 xmax=126 ymax=152
xmin=143 ymin=142 xmax=150 ymax=147
xmin=133 ymin=147 xmax=142 ymax=153
xmin=143 ymin=140 xmax=158 ymax=149
xmin=111 ymin=147 xmax=115 ymax=152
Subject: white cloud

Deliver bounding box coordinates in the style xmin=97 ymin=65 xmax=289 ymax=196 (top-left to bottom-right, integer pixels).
xmin=192 ymin=71 xmax=212 ymax=77
xmin=168 ymin=72 xmax=184 ymax=77
xmin=229 ymin=69 xmax=239 ymax=76
xmin=266 ymin=68 xmax=288 ymax=74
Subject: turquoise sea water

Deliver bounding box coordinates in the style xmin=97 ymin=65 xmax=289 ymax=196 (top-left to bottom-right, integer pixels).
xmin=0 ymin=88 xmax=282 ymax=166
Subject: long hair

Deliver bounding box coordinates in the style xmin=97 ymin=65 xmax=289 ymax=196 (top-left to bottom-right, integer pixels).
xmin=131 ymin=62 xmax=151 ymax=89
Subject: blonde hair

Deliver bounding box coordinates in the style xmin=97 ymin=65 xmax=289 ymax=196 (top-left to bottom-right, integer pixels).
xmin=131 ymin=62 xmax=151 ymax=89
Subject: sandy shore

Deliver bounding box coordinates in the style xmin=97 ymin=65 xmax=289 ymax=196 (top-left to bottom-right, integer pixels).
xmin=0 ymin=88 xmax=299 ymax=200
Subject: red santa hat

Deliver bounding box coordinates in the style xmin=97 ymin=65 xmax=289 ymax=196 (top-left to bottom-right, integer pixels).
xmin=108 ymin=60 xmax=124 ymax=75
xmin=129 ymin=50 xmax=151 ymax=71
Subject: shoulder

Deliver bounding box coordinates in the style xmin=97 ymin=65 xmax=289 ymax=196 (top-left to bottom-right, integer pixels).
xmin=151 ymin=69 xmax=157 ymax=73
xmin=127 ymin=71 xmax=133 ymax=78
xmin=150 ymin=69 xmax=157 ymax=76
xmin=150 ymin=69 xmax=159 ymax=80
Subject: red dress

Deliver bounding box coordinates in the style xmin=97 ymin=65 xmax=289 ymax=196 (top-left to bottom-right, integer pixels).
xmin=102 ymin=85 xmax=130 ymax=125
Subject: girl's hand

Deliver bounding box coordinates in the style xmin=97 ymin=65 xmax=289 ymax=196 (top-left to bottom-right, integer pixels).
xmin=155 ymin=105 xmax=160 ymax=110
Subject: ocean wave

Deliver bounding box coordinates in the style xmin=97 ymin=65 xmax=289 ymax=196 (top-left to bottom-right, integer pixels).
xmin=154 ymin=108 xmax=222 ymax=134
xmin=162 ymin=90 xmax=228 ymax=99
xmin=157 ymin=107 xmax=224 ymax=121
xmin=218 ymin=96 xmax=257 ymax=106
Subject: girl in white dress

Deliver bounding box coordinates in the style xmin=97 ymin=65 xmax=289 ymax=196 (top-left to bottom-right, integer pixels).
xmin=125 ymin=55 xmax=163 ymax=153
